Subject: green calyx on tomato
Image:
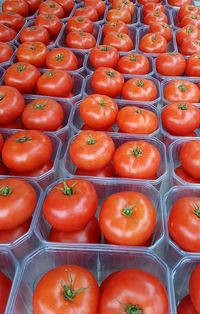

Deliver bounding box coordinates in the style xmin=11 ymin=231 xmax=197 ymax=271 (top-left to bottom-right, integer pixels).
xmin=60 ymin=272 xmax=88 ymax=302
xmin=195 ymin=41 xmax=200 ymax=45
xmin=194 ymin=204 xmax=200 ymax=218
xmin=30 ymin=26 xmax=37 ymax=30
xmin=152 ymin=35 xmax=157 ymax=43
xmin=0 ymin=185 xmax=12 ymax=196
xmin=122 ymin=202 xmax=138 ymax=217
xmin=16 ymin=136 xmax=32 ymax=143
xmin=49 ymin=3 xmax=56 ymax=8
xmin=117 ymin=34 xmax=123 ymax=38
xmin=57 ymin=181 xmax=77 ymax=196
xmin=87 ymin=135 xmax=96 ymax=145
xmin=17 ymin=64 xmax=27 ymax=72
xmin=132 ymin=147 xmax=142 ymax=157
xmin=129 ymin=56 xmax=137 ymax=61
xmin=178 ymin=103 xmax=188 ymax=110
xmin=186 ymin=27 xmax=192 ymax=33
xmin=46 ymin=71 xmax=55 ymax=77
xmin=135 ymin=109 xmax=143 ymax=114
xmin=56 ymin=53 xmax=63 ymax=61
xmin=29 ymin=45 xmax=36 ymax=51
xmin=99 ymin=100 xmax=106 ymax=106
xmin=46 ymin=14 xmax=53 ymax=19
xmin=100 ymin=46 xmax=110 ymax=51
xmin=77 ymin=17 xmax=83 ymax=22
xmin=79 ymin=31 xmax=86 ymax=36
xmin=136 ymin=80 xmax=144 ymax=87
xmin=153 ymin=11 xmax=160 ymax=16
xmin=191 ymin=15 xmax=197 ymax=19
xmin=107 ymin=71 xmax=115 ymax=77
xmin=124 ymin=304 xmax=142 ymax=314
xmin=33 ymin=103 xmax=46 ymax=109
xmin=178 ymin=84 xmax=186 ymax=92
xmin=0 ymin=94 xmax=5 ymax=101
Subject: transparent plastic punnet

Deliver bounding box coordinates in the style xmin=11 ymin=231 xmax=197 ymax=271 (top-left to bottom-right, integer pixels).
xmin=6 ymin=246 xmax=176 ymax=314
xmin=139 ymin=5 xmax=173 ymax=26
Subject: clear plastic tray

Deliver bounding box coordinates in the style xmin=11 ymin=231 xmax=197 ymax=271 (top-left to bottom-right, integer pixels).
xmin=170 ymin=8 xmax=181 ymax=29
xmin=138 ymin=5 xmax=173 ymax=26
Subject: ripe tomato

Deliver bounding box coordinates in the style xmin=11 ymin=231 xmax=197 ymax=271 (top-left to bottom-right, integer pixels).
xmin=168 ymin=0 xmax=192 ymax=6
xmin=100 ymin=272 xmax=119 ymax=296
xmin=103 ymin=20 xmax=129 ymax=35
xmin=180 ymin=14 xmax=200 ymax=28
xmin=19 ymin=26 xmax=50 ymax=45
xmin=178 ymin=5 xmax=200 ymax=21
xmin=139 ymin=33 xmax=167 ymax=53
xmin=99 ymin=191 xmax=156 ymax=246
xmin=138 ymin=0 xmax=161 ymax=4
xmin=55 ymin=0 xmax=74 ymax=14
xmin=113 ymin=140 xmax=161 ymax=179
xmin=33 ymin=265 xmax=99 ymax=314
xmin=37 ymin=70 xmax=73 ymax=97
xmin=80 ymin=94 xmax=118 ymax=130
xmin=142 ymin=3 xmax=165 ymax=16
xmin=70 ymin=131 xmax=115 ymax=171
xmin=189 ymin=264 xmax=200 ymax=313
xmin=4 ymin=62 xmax=40 ymax=94
xmin=0 ymin=24 xmax=16 ymax=42
xmin=144 ymin=11 xmax=168 ymax=25
xmin=66 ymin=31 xmax=96 ymax=49
xmin=0 ymin=42 xmax=13 ymax=63
xmin=175 ymin=166 xmax=200 ymax=183
xmin=156 ymin=52 xmax=186 ymax=76
xmin=35 ymin=14 xmax=62 ymax=37
xmin=91 ymin=67 xmax=124 ymax=97
xmin=122 ymin=78 xmax=157 ymax=101
xmin=73 ymin=6 xmax=99 ymax=21
xmin=43 ymin=178 xmax=98 ymax=231
xmin=75 ymin=162 xmax=116 ymax=177
xmin=26 ymin=0 xmax=41 ymax=13
xmin=185 ymin=53 xmax=200 ymax=76
xmin=148 ymin=22 xmax=173 ymax=42
xmin=180 ymin=140 xmax=200 ymax=179
xmin=89 ymin=45 xmax=119 ymax=69
xmin=66 ymin=16 xmax=93 ymax=33
xmin=180 ymin=39 xmax=200 ymax=55
xmin=49 ymin=217 xmax=101 ymax=243
xmin=0 ymin=86 xmax=25 ymax=125
xmin=0 ymin=178 xmax=37 ymax=229
xmin=8 ymin=160 xmax=53 ymax=177
xmin=177 ymin=295 xmax=198 ymax=314
xmin=22 ymin=98 xmax=64 ymax=131
xmin=0 ymin=272 xmax=11 ymax=314
xmin=0 ymin=218 xmax=31 ymax=243
xmin=117 ymin=106 xmax=158 ymax=134
xmin=2 ymin=0 xmax=29 ymax=17
xmin=99 ymin=269 xmax=169 ymax=314
xmin=176 ymin=24 xmax=200 ymax=46
xmin=112 ymin=0 xmax=135 ymax=15
xmin=45 ymin=48 xmax=78 ymax=70
xmin=107 ymin=8 xmax=132 ymax=24
xmin=103 ymin=32 xmax=133 ymax=52
xmin=0 ymin=12 xmax=25 ymax=31
xmin=2 ymin=130 xmax=53 ymax=172
xmin=16 ymin=42 xmax=48 ymax=68
xmin=163 ymin=80 xmax=200 ymax=102
xmin=84 ymin=0 xmax=106 ymax=16
xmin=39 ymin=0 xmax=65 ymax=18
xmin=0 ymin=117 xmax=24 ymax=130
xmin=117 ymin=53 xmax=150 ymax=75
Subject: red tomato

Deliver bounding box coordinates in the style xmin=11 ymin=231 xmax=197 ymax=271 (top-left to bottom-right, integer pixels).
xmin=107 ymin=8 xmax=132 ymax=24
xmin=0 ymin=42 xmax=13 ymax=63
xmin=0 ymin=12 xmax=25 ymax=31
xmin=17 ymin=42 xmax=48 ymax=68
xmin=55 ymin=0 xmax=74 ymax=14
xmin=0 ymin=272 xmax=11 ymax=314
xmin=103 ymin=20 xmax=129 ymax=35
xmin=35 ymin=14 xmax=62 ymax=37
xmin=142 ymin=3 xmax=165 ymax=16
xmin=156 ymin=52 xmax=186 ymax=76
xmin=168 ymin=0 xmax=192 ymax=6
xmin=122 ymin=78 xmax=157 ymax=101
xmin=2 ymin=130 xmax=53 ymax=172
xmin=84 ymin=0 xmax=106 ymax=16
xmin=138 ymin=0 xmax=162 ymax=4
xmin=99 ymin=191 xmax=156 ymax=246
xmin=45 ymin=48 xmax=78 ymax=70
xmin=103 ymin=32 xmax=133 ymax=52
xmin=163 ymin=80 xmax=200 ymax=102
xmin=0 ymin=24 xmax=16 ymax=42
xmin=0 ymin=117 xmax=24 ymax=130
xmin=177 ymin=295 xmax=198 ymax=314
xmin=26 ymin=0 xmax=41 ymax=13
xmin=176 ymin=24 xmax=200 ymax=46
xmin=99 ymin=269 xmax=169 ymax=314
xmin=112 ymin=0 xmax=135 ymax=15
xmin=180 ymin=140 xmax=200 ymax=179
xmin=0 ymin=218 xmax=31 ymax=243
xmin=49 ymin=217 xmax=101 ymax=243
xmin=4 ymin=62 xmax=40 ymax=93
xmin=178 ymin=5 xmax=200 ymax=21
xmin=89 ymin=45 xmax=119 ymax=69
xmin=175 ymin=166 xmax=200 ymax=183
xmin=189 ymin=265 xmax=200 ymax=313
xmin=113 ymin=140 xmax=161 ymax=179
xmin=100 ymin=272 xmax=119 ymax=296
xmin=148 ymin=22 xmax=173 ymax=42
xmin=37 ymin=70 xmax=73 ymax=97
xmin=39 ymin=0 xmax=65 ymax=18
xmin=117 ymin=53 xmax=150 ymax=75
xmin=73 ymin=6 xmax=99 ymax=21
xmin=66 ymin=31 xmax=96 ymax=49
xmin=8 ymin=160 xmax=53 ymax=177
xmin=43 ymin=178 xmax=98 ymax=231
xmin=33 ymin=265 xmax=99 ymax=314
xmin=69 ymin=131 xmax=115 ymax=171
xmin=2 ymin=0 xmax=29 ymax=17
xmin=185 ymin=53 xmax=200 ymax=76
xmin=143 ymin=11 xmax=168 ymax=25
xmin=139 ymin=33 xmax=167 ymax=53
xmin=180 ymin=39 xmax=200 ymax=55
xmin=180 ymin=14 xmax=200 ymax=28
xmin=66 ymin=16 xmax=93 ymax=33
xmin=75 ymin=162 xmax=116 ymax=177
xmin=19 ymin=26 xmax=50 ymax=45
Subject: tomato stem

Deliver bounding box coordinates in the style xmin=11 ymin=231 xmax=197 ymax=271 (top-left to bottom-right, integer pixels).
xmin=49 ymin=3 xmax=56 ymax=8
xmin=60 ymin=271 xmax=88 ymax=302
xmin=130 ymin=56 xmax=137 ymax=61
xmin=34 ymin=103 xmax=46 ymax=109
xmin=77 ymin=17 xmax=83 ymax=22
xmin=178 ymin=104 xmax=188 ymax=110
xmin=194 ymin=204 xmax=200 ymax=218
xmin=100 ymin=46 xmax=110 ymax=51
xmin=87 ymin=135 xmax=96 ymax=145
xmin=178 ymin=85 xmax=186 ymax=92
xmin=186 ymin=27 xmax=192 ymax=33
xmin=58 ymin=181 xmax=77 ymax=196
xmin=16 ymin=136 xmax=32 ymax=143
xmin=135 ymin=109 xmax=143 ymax=114
xmin=29 ymin=45 xmax=36 ymax=51
xmin=132 ymin=147 xmax=142 ymax=157
xmin=99 ymin=100 xmax=106 ymax=106
xmin=124 ymin=304 xmax=142 ymax=314
xmin=122 ymin=202 xmax=138 ymax=217
xmin=136 ymin=80 xmax=144 ymax=87
xmin=0 ymin=186 xmax=12 ymax=196
xmin=107 ymin=71 xmax=115 ymax=77
xmin=17 ymin=64 xmax=27 ymax=72
xmin=0 ymin=94 xmax=5 ymax=101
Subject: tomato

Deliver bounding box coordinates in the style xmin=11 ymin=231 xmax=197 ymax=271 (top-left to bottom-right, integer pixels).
xmin=138 ymin=0 xmax=161 ymax=4
xmin=66 ymin=31 xmax=96 ymax=49
xmin=99 ymin=269 xmax=169 ymax=314
xmin=70 ymin=131 xmax=115 ymax=171
xmin=117 ymin=53 xmax=150 ymax=75
xmin=0 ymin=24 xmax=16 ymax=42
xmin=180 ymin=39 xmax=200 ymax=55
xmin=162 ymin=102 xmax=200 ymax=135
xmin=163 ymin=80 xmax=200 ymax=102
xmin=177 ymin=295 xmax=198 ymax=314
xmin=117 ymin=106 xmax=158 ymax=134
xmin=103 ymin=20 xmax=129 ymax=35
xmin=139 ymin=33 xmax=167 ymax=53
xmin=33 ymin=265 xmax=99 ymax=314
xmin=176 ymin=24 xmax=200 ymax=46
xmin=180 ymin=140 xmax=200 ymax=179
xmin=142 ymin=3 xmax=165 ymax=16
xmin=0 ymin=86 xmax=25 ymax=125
xmin=112 ymin=0 xmax=135 ymax=15
xmin=0 ymin=42 xmax=13 ymax=63
xmin=156 ymin=52 xmax=186 ymax=76
xmin=35 ymin=14 xmax=62 ymax=37
xmin=49 ymin=217 xmax=101 ymax=243
xmin=55 ymin=0 xmax=74 ymax=14
xmin=100 ymin=272 xmax=119 ymax=296
xmin=2 ymin=130 xmax=53 ymax=172
xmin=189 ymin=265 xmax=200 ymax=313
xmin=0 ymin=272 xmax=11 ymax=314
xmin=144 ymin=11 xmax=168 ymax=25
xmin=66 ymin=16 xmax=93 ymax=33
xmin=0 ymin=218 xmax=31 ymax=243
xmin=185 ymin=53 xmax=200 ymax=76
xmin=26 ymin=0 xmax=41 ymax=13
xmin=99 ymin=191 xmax=156 ymax=246
xmin=103 ymin=32 xmax=133 ymax=52
xmin=5 ymin=62 xmax=40 ymax=94
xmin=19 ymin=26 xmax=50 ymax=45
xmin=80 ymin=94 xmax=118 ymax=130
xmin=168 ymin=0 xmax=192 ymax=6
xmin=39 ymin=0 xmax=65 ymax=18
xmin=113 ymin=140 xmax=161 ymax=179
xmin=175 ymin=166 xmax=200 ymax=183
xmin=8 ymin=160 xmax=53 ymax=177
xmin=106 ymin=8 xmax=132 ymax=24
xmin=0 ymin=117 xmax=24 ymax=130
xmin=148 ymin=22 xmax=173 ymax=42
xmin=75 ymin=162 xmax=116 ymax=177
xmin=122 ymin=78 xmax=157 ymax=101
xmin=46 ymin=48 xmax=78 ymax=70
xmin=2 ymin=0 xmax=29 ymax=17
xmin=17 ymin=42 xmax=48 ymax=68
xmin=84 ymin=0 xmax=106 ymax=16
xmin=180 ymin=14 xmax=200 ymax=28
xmin=178 ymin=5 xmax=200 ymax=21
xmin=89 ymin=45 xmax=119 ymax=69
xmin=73 ymin=6 xmax=99 ymax=21
xmin=22 ymin=98 xmax=64 ymax=131
xmin=0 ymin=12 xmax=25 ymax=31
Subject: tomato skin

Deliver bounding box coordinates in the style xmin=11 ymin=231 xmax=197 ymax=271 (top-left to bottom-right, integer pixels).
xmin=142 ymin=3 xmax=165 ymax=16
xmin=70 ymin=131 xmax=115 ymax=171
xmin=0 ymin=24 xmax=16 ymax=42
xmin=168 ymin=0 xmax=192 ymax=6
xmin=144 ymin=11 xmax=168 ymax=25
xmin=117 ymin=53 xmax=150 ymax=75
xmin=180 ymin=14 xmax=200 ymax=28
xmin=84 ymin=0 xmax=106 ymax=16
xmin=35 ymin=14 xmax=62 ymax=37
xmin=0 ymin=117 xmax=24 ymax=130
xmin=2 ymin=0 xmax=29 ymax=17
xmin=39 ymin=0 xmax=65 ymax=18
xmin=0 ymin=218 xmax=31 ymax=243
xmin=163 ymin=80 xmax=200 ymax=102
xmin=139 ymin=33 xmax=167 ymax=53
xmin=176 ymin=24 xmax=200 ymax=46
xmin=180 ymin=140 xmax=200 ymax=179
xmin=8 ymin=160 xmax=53 ymax=177
xmin=180 ymin=39 xmax=200 ymax=55
xmin=55 ymin=0 xmax=74 ymax=14
xmin=46 ymin=48 xmax=78 ymax=70
xmin=0 ymin=272 xmax=12 ymax=314
xmin=26 ymin=0 xmax=41 ymax=13
xmin=0 ymin=134 xmax=3 ymax=154
xmin=175 ymin=166 xmax=200 ymax=183
xmin=17 ymin=42 xmax=48 ymax=68
xmin=113 ymin=140 xmax=161 ymax=179
xmin=112 ymin=0 xmax=135 ymax=15
xmin=177 ymin=295 xmax=198 ymax=314
xmin=66 ymin=31 xmax=96 ymax=49
xmin=49 ymin=217 xmax=101 ymax=243
xmin=0 ymin=42 xmax=13 ymax=63
xmin=66 ymin=16 xmax=94 ymax=33
xmin=33 ymin=265 xmax=99 ymax=314
xmin=100 ymin=272 xmax=119 ymax=296
xmin=103 ymin=32 xmax=134 ymax=52
xmin=189 ymin=265 xmax=200 ymax=313
xmin=107 ymin=8 xmax=132 ymax=24
xmin=156 ymin=52 xmax=186 ymax=76
xmin=138 ymin=0 xmax=161 ymax=4
xmin=2 ymin=130 xmax=53 ymax=172
xmin=75 ymin=162 xmax=116 ymax=177
xmin=148 ymin=22 xmax=172 ymax=42
xmin=185 ymin=53 xmax=200 ymax=76
xmin=89 ymin=45 xmax=119 ymax=69
xmin=178 ymin=5 xmax=200 ymax=21
xmin=19 ymin=26 xmax=50 ymax=45
xmin=37 ymin=70 xmax=73 ymax=97
xmin=0 ymin=12 xmax=25 ymax=31
xmin=73 ymin=6 xmax=99 ymax=21
xmin=99 ymin=191 xmax=156 ymax=246
xmin=103 ymin=20 xmax=129 ymax=35
xmin=122 ymin=78 xmax=157 ymax=101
